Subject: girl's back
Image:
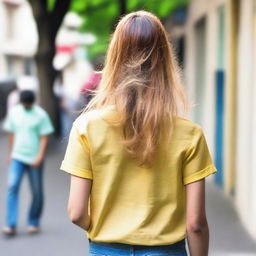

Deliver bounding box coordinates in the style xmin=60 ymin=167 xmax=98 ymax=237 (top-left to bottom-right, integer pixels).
xmin=61 ymin=107 xmax=216 ymax=245
xmin=61 ymin=10 xmax=217 ymax=256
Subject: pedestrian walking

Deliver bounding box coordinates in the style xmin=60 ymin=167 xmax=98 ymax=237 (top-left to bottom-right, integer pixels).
xmin=81 ymin=71 xmax=102 ymax=105
xmin=61 ymin=11 xmax=217 ymax=256
xmin=2 ymin=90 xmax=54 ymax=236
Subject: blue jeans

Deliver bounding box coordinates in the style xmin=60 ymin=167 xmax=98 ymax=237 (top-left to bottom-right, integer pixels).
xmin=6 ymin=159 xmax=44 ymax=227
xmin=89 ymin=239 xmax=187 ymax=256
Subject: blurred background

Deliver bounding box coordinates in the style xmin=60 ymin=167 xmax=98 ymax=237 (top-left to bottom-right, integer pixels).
xmin=0 ymin=0 xmax=256 ymax=255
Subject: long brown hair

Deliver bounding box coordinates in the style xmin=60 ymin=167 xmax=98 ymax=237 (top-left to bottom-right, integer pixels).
xmin=85 ymin=11 xmax=188 ymax=167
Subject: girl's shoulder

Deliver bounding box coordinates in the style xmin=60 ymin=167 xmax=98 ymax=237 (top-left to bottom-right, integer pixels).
xmin=73 ymin=106 xmax=117 ymax=133
xmin=174 ymin=116 xmax=204 ymax=137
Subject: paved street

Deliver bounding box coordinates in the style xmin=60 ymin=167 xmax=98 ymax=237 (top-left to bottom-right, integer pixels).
xmin=207 ymin=182 xmax=256 ymax=256
xmin=0 ymin=132 xmax=256 ymax=256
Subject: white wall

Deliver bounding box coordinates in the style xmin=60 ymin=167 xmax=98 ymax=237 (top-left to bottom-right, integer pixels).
xmin=185 ymin=0 xmax=256 ymax=240
xmin=236 ymin=0 xmax=256 ymax=238
xmin=0 ymin=2 xmax=8 ymax=78
xmin=252 ymin=0 xmax=256 ymax=236
xmin=0 ymin=0 xmax=38 ymax=79
xmin=185 ymin=0 xmax=228 ymax=157
xmin=1 ymin=0 xmax=38 ymax=56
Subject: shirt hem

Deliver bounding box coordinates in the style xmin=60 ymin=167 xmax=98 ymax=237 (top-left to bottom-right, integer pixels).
xmin=183 ymin=164 xmax=217 ymax=185
xmin=86 ymin=234 xmax=187 ymax=246
xmin=12 ymin=154 xmax=35 ymax=165
xmin=39 ymin=129 xmax=54 ymax=136
xmin=60 ymin=162 xmax=93 ymax=180
xmin=3 ymin=127 xmax=15 ymax=133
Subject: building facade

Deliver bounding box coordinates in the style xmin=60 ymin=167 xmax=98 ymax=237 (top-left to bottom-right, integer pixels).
xmin=183 ymin=0 xmax=256 ymax=239
xmin=0 ymin=0 xmax=38 ymax=79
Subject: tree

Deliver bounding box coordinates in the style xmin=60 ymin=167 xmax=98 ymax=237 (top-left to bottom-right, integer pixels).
xmin=28 ymin=0 xmax=71 ymax=134
xmin=72 ymin=0 xmax=189 ymax=59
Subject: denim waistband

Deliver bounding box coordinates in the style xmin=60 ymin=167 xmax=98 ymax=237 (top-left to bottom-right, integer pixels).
xmin=89 ymin=239 xmax=186 ymax=255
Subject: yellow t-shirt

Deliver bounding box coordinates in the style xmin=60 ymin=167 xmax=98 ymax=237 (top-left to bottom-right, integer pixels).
xmin=60 ymin=107 xmax=217 ymax=246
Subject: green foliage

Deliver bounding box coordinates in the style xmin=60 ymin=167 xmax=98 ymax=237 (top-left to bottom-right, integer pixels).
xmin=47 ymin=0 xmax=55 ymax=11
xmin=70 ymin=0 xmax=117 ymax=60
xmin=127 ymin=0 xmax=189 ymax=18
xmin=49 ymin=0 xmax=189 ymax=60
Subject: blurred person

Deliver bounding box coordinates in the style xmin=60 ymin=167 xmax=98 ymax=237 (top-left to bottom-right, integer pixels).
xmin=53 ymin=73 xmax=71 ymax=138
xmin=81 ymin=70 xmax=102 ymax=105
xmin=61 ymin=11 xmax=217 ymax=256
xmin=6 ymin=75 xmax=39 ymax=112
xmin=2 ymin=90 xmax=54 ymax=236
xmin=7 ymin=86 xmax=19 ymax=112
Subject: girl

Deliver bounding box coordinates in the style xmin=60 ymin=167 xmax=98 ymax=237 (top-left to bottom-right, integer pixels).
xmin=61 ymin=11 xmax=217 ymax=256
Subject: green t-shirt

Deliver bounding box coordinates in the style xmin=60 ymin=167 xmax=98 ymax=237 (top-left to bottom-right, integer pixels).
xmin=3 ymin=104 xmax=54 ymax=164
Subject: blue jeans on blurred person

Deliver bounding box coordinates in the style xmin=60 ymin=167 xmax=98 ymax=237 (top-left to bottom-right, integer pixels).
xmin=6 ymin=159 xmax=44 ymax=228
xmin=89 ymin=239 xmax=187 ymax=256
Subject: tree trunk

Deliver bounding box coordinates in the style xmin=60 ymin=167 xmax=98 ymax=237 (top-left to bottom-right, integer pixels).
xmin=119 ymin=0 xmax=127 ymax=16
xmin=28 ymin=0 xmax=71 ymax=136
xmin=112 ymin=0 xmax=127 ymax=29
xmin=35 ymin=19 xmax=60 ymax=135
xmin=35 ymin=46 xmax=60 ymax=135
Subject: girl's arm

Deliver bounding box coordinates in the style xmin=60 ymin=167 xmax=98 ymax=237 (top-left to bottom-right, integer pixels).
xmin=186 ymin=179 xmax=209 ymax=256
xmin=67 ymin=175 xmax=92 ymax=230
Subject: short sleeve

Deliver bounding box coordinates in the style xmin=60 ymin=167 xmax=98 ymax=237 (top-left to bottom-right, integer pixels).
xmin=38 ymin=113 xmax=54 ymax=135
xmin=3 ymin=111 xmax=15 ymax=133
xmin=60 ymin=124 xmax=93 ymax=180
xmin=182 ymin=127 xmax=217 ymax=185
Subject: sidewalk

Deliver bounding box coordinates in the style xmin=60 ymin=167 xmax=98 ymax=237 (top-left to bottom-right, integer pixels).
xmin=0 ymin=133 xmax=255 ymax=256
xmin=207 ymin=182 xmax=256 ymax=255
xmin=0 ymin=134 xmax=89 ymax=256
